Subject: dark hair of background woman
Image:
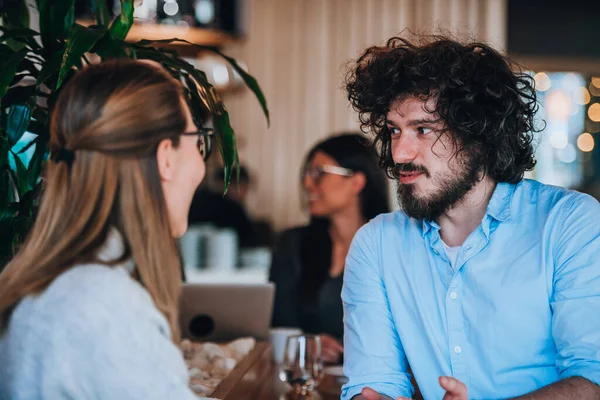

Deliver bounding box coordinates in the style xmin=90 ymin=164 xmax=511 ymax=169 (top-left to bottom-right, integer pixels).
xmin=298 ymin=133 xmax=389 ymax=307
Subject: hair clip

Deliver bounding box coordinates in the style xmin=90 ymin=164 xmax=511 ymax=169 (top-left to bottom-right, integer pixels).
xmin=51 ymin=148 xmax=75 ymax=168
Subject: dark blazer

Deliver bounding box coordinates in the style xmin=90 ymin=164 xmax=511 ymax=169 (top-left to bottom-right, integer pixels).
xmin=268 ymin=227 xmax=344 ymax=340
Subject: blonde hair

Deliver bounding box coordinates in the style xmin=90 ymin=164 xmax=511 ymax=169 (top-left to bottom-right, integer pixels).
xmin=0 ymin=60 xmax=199 ymax=340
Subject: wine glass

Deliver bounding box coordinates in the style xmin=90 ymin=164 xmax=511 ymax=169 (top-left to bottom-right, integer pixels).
xmin=280 ymin=334 xmax=323 ymax=396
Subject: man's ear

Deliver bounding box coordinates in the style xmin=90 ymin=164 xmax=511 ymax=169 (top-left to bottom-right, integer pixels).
xmin=156 ymin=138 xmax=174 ymax=181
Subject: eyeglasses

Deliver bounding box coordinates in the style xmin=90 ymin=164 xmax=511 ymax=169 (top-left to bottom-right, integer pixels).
xmin=302 ymin=164 xmax=354 ymax=183
xmin=181 ymin=128 xmax=214 ymax=160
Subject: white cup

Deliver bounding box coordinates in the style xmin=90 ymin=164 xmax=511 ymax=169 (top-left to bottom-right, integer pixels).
xmin=239 ymin=247 xmax=273 ymax=268
xmin=179 ymin=225 xmax=206 ymax=269
xmin=205 ymin=227 xmax=238 ymax=271
xmin=269 ymin=327 xmax=303 ymax=364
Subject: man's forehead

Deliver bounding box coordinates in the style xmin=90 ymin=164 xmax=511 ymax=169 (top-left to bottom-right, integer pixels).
xmin=387 ymin=95 xmax=438 ymax=120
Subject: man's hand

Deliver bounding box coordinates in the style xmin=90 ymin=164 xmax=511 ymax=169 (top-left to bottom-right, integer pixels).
xmin=439 ymin=376 xmax=468 ymax=400
xmin=319 ymin=334 xmax=343 ymax=364
xmin=355 ymin=376 xmax=467 ymax=400
xmin=359 ymin=387 xmax=410 ymax=400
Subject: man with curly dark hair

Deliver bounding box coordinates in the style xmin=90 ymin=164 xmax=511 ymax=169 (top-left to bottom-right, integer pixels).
xmin=341 ymin=35 xmax=600 ymax=400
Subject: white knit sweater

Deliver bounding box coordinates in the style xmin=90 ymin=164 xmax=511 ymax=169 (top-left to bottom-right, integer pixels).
xmin=0 ymin=231 xmax=200 ymax=400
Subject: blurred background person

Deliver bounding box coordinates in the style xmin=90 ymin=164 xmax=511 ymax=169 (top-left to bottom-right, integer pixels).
xmin=269 ymin=133 xmax=390 ymax=364
xmin=188 ymin=165 xmax=257 ymax=249
xmin=0 ymin=60 xmax=210 ymax=399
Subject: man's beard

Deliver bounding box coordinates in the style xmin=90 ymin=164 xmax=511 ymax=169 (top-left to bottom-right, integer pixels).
xmin=396 ymin=154 xmax=481 ymax=221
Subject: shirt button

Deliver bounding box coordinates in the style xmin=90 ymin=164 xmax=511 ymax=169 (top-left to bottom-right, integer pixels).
xmin=465 ymin=245 xmax=472 ymax=251
xmin=450 ymin=292 xmax=457 ymax=300
xmin=454 ymin=346 xmax=462 ymax=354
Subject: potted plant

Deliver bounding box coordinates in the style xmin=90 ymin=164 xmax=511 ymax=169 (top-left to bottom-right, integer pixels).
xmin=0 ymin=0 xmax=269 ymax=267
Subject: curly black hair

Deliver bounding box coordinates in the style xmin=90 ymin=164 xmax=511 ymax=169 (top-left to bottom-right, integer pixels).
xmin=345 ymin=35 xmax=540 ymax=184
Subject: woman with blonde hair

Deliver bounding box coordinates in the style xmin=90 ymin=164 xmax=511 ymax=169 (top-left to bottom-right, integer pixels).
xmin=0 ymin=60 xmax=213 ymax=399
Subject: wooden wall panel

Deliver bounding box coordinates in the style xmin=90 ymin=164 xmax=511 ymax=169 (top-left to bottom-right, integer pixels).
xmin=223 ymin=0 xmax=507 ymax=230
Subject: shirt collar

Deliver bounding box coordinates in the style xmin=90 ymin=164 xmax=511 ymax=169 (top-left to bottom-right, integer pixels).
xmin=419 ymin=181 xmax=516 ymax=237
xmin=421 ymin=218 xmax=440 ymax=237
xmin=485 ymin=182 xmax=516 ymax=222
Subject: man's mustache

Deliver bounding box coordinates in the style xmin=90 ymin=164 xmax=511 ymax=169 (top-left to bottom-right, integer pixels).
xmin=394 ymin=163 xmax=431 ymax=178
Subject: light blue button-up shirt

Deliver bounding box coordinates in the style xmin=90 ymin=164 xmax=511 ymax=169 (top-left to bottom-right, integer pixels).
xmin=342 ymin=179 xmax=600 ymax=400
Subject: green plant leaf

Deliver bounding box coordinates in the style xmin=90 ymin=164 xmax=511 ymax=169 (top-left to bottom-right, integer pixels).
xmin=0 ymin=48 xmax=27 ymax=100
xmin=0 ymin=211 xmax=34 ymax=264
xmin=56 ymin=24 xmax=107 ymax=89
xmin=26 ymin=134 xmax=48 ymax=188
xmin=12 ymin=213 xmax=34 ymax=252
xmin=109 ymin=0 xmax=134 ymax=41
xmin=1 ymin=85 xmax=36 ymax=108
xmin=31 ymin=107 xmax=48 ymax=125
xmin=0 ymin=169 xmax=13 ymax=214
xmin=134 ymin=38 xmax=270 ymax=125
xmin=5 ymin=170 xmax=17 ymax=205
xmin=24 ymin=120 xmax=46 ymax=137
xmin=17 ymin=135 xmax=39 ymax=154
xmin=206 ymin=49 xmax=269 ymax=126
xmin=0 ymin=219 xmax=17 ymax=267
xmin=214 ymin=108 xmax=237 ymax=192
xmin=35 ymin=0 xmax=75 ymax=41
xmin=10 ymin=150 xmax=32 ymax=197
xmin=2 ymin=0 xmax=30 ymax=28
xmin=142 ymin=51 xmax=236 ymax=165
xmin=4 ymin=169 xmax=19 ymax=205
xmin=0 ymin=137 xmax=9 ymax=168
xmin=181 ymin=72 xmax=236 ymax=191
xmin=93 ymin=34 xmax=130 ymax=59
xmin=0 ymin=203 xmax=19 ymax=223
xmin=4 ymin=38 xmax=26 ymax=52
xmin=36 ymin=0 xmax=52 ymax=49
xmin=36 ymin=50 xmax=62 ymax=87
xmin=0 ymin=203 xmax=19 ymax=222
xmin=0 ymin=43 xmax=12 ymax=55
xmin=0 ymin=27 xmax=40 ymax=39
xmin=182 ymin=73 xmax=207 ymax=122
xmin=18 ymin=183 xmax=41 ymax=217
xmin=55 ymin=0 xmax=77 ymax=39
xmin=142 ymin=51 xmax=239 ymax=189
xmin=93 ymin=0 xmax=112 ymax=27
xmin=6 ymin=104 xmax=31 ymax=147
xmin=0 ymin=105 xmax=3 ymax=131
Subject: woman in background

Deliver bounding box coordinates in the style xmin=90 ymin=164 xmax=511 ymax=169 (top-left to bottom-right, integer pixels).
xmin=0 ymin=60 xmax=213 ymax=399
xmin=269 ymin=133 xmax=389 ymax=364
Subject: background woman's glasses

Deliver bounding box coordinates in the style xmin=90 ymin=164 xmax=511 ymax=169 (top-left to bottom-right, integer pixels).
xmin=301 ymin=165 xmax=353 ymax=184
xmin=280 ymin=334 xmax=323 ymax=396
xmin=181 ymin=128 xmax=214 ymax=160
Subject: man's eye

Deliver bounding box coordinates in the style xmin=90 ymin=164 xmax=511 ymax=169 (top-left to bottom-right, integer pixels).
xmin=388 ymin=127 xmax=400 ymax=136
xmin=418 ymin=127 xmax=433 ymax=135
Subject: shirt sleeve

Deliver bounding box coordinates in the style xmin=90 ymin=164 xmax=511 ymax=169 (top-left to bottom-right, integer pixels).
xmin=341 ymin=221 xmax=414 ymax=400
xmin=551 ymin=193 xmax=600 ymax=385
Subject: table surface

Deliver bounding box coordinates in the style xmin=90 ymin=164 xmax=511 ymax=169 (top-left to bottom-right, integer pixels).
xmin=210 ymin=343 xmax=342 ymax=400
xmin=209 ymin=342 xmax=423 ymax=400
xmin=250 ymin=366 xmax=343 ymax=400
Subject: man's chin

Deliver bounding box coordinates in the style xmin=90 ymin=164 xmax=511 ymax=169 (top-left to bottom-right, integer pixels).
xmin=397 ymin=193 xmax=446 ymax=221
